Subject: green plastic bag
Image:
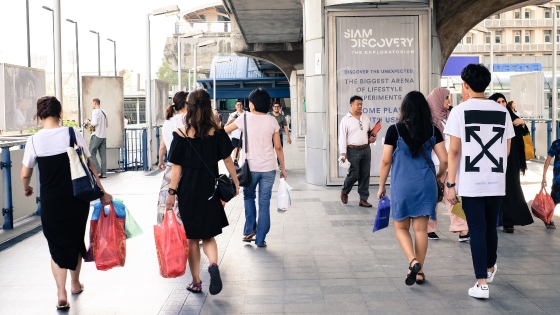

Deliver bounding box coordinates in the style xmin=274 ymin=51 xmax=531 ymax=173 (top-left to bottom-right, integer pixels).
xmin=113 ymin=198 xmax=144 ymax=239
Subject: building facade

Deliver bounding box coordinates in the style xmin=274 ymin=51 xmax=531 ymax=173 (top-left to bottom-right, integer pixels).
xmin=454 ymin=1 xmax=560 ymax=56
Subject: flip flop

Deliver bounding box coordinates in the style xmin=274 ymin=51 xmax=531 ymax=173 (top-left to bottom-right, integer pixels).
xmin=56 ymin=302 xmax=70 ymax=310
xmin=71 ymin=284 xmax=84 ymax=295
xmin=242 ymin=233 xmax=256 ymax=242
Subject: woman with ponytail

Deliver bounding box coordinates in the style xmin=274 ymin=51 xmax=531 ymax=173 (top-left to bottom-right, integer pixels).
xmin=166 ymin=89 xmax=239 ymax=295
xmin=156 ymin=91 xmax=188 ymax=224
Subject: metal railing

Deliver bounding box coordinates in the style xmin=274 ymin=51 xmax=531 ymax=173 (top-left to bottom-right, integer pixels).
xmin=454 ymin=43 xmax=560 ymax=53
xmin=480 ymin=19 xmax=554 ymax=28
xmin=180 ymin=21 xmax=231 ymax=34
xmin=119 ymin=125 xmax=162 ymax=171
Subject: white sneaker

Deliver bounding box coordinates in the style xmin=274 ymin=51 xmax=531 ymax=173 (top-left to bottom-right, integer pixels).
xmin=468 ymin=282 xmax=489 ymax=299
xmin=487 ymin=263 xmax=498 ymax=284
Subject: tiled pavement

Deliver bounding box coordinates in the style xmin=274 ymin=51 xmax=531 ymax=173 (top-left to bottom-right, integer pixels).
xmin=1 ymin=138 xmax=560 ymax=315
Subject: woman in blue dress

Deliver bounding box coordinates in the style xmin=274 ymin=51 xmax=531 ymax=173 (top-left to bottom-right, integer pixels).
xmin=378 ymin=91 xmax=448 ymax=285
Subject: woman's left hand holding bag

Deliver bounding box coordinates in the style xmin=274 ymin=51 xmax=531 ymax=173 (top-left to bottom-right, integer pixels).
xmin=166 ymin=194 xmax=176 ymax=211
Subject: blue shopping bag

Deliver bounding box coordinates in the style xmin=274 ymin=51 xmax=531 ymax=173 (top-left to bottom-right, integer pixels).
xmin=373 ymin=196 xmax=391 ymax=233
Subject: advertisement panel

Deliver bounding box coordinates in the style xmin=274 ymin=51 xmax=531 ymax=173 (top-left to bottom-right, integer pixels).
xmin=0 ymin=64 xmax=46 ymax=131
xmin=336 ymin=16 xmax=419 ymax=176
xmin=152 ymin=79 xmax=169 ymax=125
xmin=82 ymin=76 xmax=124 ymax=148
xmin=510 ymin=72 xmax=544 ymax=118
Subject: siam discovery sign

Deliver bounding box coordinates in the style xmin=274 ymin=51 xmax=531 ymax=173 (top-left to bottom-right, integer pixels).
xmin=491 ymin=63 xmax=542 ymax=72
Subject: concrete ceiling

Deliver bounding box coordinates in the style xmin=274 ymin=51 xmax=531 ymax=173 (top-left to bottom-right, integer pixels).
xmin=222 ymin=0 xmax=303 ymax=44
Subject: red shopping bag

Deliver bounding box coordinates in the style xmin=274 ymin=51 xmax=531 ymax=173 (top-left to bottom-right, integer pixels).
xmin=532 ymin=188 xmax=555 ymax=223
xmin=154 ymin=210 xmax=189 ymax=278
xmin=91 ymin=203 xmax=127 ymax=271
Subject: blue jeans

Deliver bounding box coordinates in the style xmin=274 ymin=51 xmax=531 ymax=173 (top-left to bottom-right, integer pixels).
xmin=243 ymin=170 xmax=276 ymax=246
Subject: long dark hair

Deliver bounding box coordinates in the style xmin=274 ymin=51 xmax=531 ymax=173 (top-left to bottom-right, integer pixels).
xmin=398 ymin=91 xmax=433 ymax=157
xmin=183 ymin=89 xmax=220 ymax=138
xmin=166 ymin=91 xmax=188 ymax=120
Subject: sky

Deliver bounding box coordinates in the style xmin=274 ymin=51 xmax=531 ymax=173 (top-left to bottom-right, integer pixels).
xmin=0 ymin=0 xmax=216 ymax=77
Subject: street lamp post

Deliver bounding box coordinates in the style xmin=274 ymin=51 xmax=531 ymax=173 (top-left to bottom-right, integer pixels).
xmin=212 ymin=58 xmax=231 ymax=110
xmin=42 ymin=6 xmax=55 ymax=95
xmin=107 ymin=38 xmax=117 ymax=76
xmin=26 ymin=0 xmax=31 ymax=67
xmin=177 ymin=31 xmax=203 ymax=91
xmin=146 ymin=5 xmax=180 ymax=169
xmin=90 ymin=30 xmax=100 ymax=75
xmin=539 ymin=5 xmax=557 ymax=138
xmin=471 ymin=27 xmax=493 ymax=95
xmin=193 ymin=40 xmax=217 ymax=91
xmin=66 ymin=19 xmax=81 ymax=126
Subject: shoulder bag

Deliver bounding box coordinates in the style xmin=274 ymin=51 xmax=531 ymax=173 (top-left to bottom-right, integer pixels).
xmin=178 ymin=129 xmax=236 ymax=202
xmin=67 ymin=127 xmax=105 ymax=201
xmin=420 ymin=149 xmax=444 ymax=203
xmin=233 ymin=114 xmax=252 ymax=187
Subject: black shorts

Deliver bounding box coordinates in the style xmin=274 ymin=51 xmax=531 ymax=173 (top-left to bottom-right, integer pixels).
xmin=231 ymin=137 xmax=242 ymax=148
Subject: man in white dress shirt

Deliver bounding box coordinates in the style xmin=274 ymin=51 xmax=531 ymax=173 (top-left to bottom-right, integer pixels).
xmin=84 ymin=98 xmax=108 ymax=178
xmin=339 ymin=95 xmax=377 ymax=207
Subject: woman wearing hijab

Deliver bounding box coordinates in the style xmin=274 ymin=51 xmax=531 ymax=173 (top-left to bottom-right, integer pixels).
xmin=426 ymin=87 xmax=470 ymax=242
xmin=489 ymin=93 xmax=533 ymax=233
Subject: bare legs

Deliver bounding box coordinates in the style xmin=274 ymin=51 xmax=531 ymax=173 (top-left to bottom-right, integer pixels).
xmin=51 ymin=255 xmax=83 ymax=307
xmin=187 ymin=238 xmax=218 ymax=285
xmin=393 ymin=216 xmax=429 ymax=279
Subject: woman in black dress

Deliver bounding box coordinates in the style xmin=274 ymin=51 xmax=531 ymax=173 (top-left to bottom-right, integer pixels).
xmin=489 ymin=93 xmax=534 ymax=233
xmin=20 ymin=96 xmax=113 ymax=309
xmin=166 ymin=89 xmax=239 ymax=295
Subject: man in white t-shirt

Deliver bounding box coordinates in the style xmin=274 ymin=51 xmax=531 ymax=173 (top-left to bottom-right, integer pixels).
xmin=225 ymin=99 xmax=245 ymax=160
xmin=85 ymin=98 xmax=108 ymax=178
xmin=445 ymin=64 xmax=515 ymax=299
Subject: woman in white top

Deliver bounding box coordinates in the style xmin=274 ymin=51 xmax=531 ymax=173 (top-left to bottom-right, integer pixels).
xmin=224 ymin=88 xmax=287 ymax=247
xmin=156 ymin=91 xmax=188 ymax=224
xmin=20 ymin=96 xmax=112 ymax=309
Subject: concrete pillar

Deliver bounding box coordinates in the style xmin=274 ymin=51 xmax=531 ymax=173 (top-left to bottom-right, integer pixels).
xmin=431 ymin=6 xmax=442 ymax=91
xmin=53 ymin=0 xmax=62 ymax=103
xmin=289 ymin=71 xmax=298 ymax=138
xmin=304 ymin=0 xmax=327 ymax=185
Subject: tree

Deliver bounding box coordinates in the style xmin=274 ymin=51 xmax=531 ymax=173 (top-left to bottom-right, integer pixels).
xmin=156 ymin=57 xmax=193 ymax=91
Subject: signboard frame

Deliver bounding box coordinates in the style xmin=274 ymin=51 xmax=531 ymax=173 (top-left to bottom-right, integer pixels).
xmin=81 ymin=76 xmax=125 ymax=148
xmin=326 ymin=9 xmax=431 ymax=185
xmin=0 ymin=63 xmax=46 ymax=131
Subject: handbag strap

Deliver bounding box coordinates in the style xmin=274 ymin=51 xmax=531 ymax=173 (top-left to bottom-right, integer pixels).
xmin=243 ymin=113 xmax=248 ymax=154
xmin=420 ymin=148 xmax=437 ymax=181
xmin=177 ymin=128 xmax=217 ymax=180
xmin=69 ymin=127 xmax=77 ymax=148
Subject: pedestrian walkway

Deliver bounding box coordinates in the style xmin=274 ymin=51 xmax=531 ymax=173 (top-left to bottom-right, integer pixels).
xmin=1 ymin=138 xmax=560 ymax=315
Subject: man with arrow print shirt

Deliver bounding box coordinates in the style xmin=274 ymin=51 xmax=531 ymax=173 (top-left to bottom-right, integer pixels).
xmin=445 ymin=64 xmax=515 ymax=300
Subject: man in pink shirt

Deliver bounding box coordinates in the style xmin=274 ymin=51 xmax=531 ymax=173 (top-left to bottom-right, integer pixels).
xmin=339 ymin=96 xmax=377 ymax=207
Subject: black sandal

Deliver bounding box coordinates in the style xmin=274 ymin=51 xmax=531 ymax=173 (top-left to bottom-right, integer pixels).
xmin=405 ymin=258 xmax=421 ymax=286
xmin=545 ymin=221 xmax=556 ymax=229
xmin=416 ymin=272 xmax=426 ymax=285
xmin=503 ymin=226 xmax=514 ymax=233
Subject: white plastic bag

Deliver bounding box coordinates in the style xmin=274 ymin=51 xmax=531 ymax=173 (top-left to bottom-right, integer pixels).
xmin=338 ymin=156 xmax=351 ymax=169
xmin=277 ymin=178 xmax=292 ymax=211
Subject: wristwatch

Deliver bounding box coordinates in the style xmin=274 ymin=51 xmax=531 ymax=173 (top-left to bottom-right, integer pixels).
xmin=168 ymin=188 xmax=178 ymax=195
xmin=446 ymin=182 xmax=456 ymax=188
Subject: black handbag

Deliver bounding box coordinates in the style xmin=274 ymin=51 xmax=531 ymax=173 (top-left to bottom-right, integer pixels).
xmin=233 ymin=114 xmax=252 ymax=187
xmin=179 ymin=129 xmax=236 ymax=202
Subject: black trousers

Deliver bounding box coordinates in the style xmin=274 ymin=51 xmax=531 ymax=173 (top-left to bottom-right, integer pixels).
xmin=342 ymin=147 xmax=371 ymax=201
xmin=462 ymin=196 xmax=503 ymax=279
